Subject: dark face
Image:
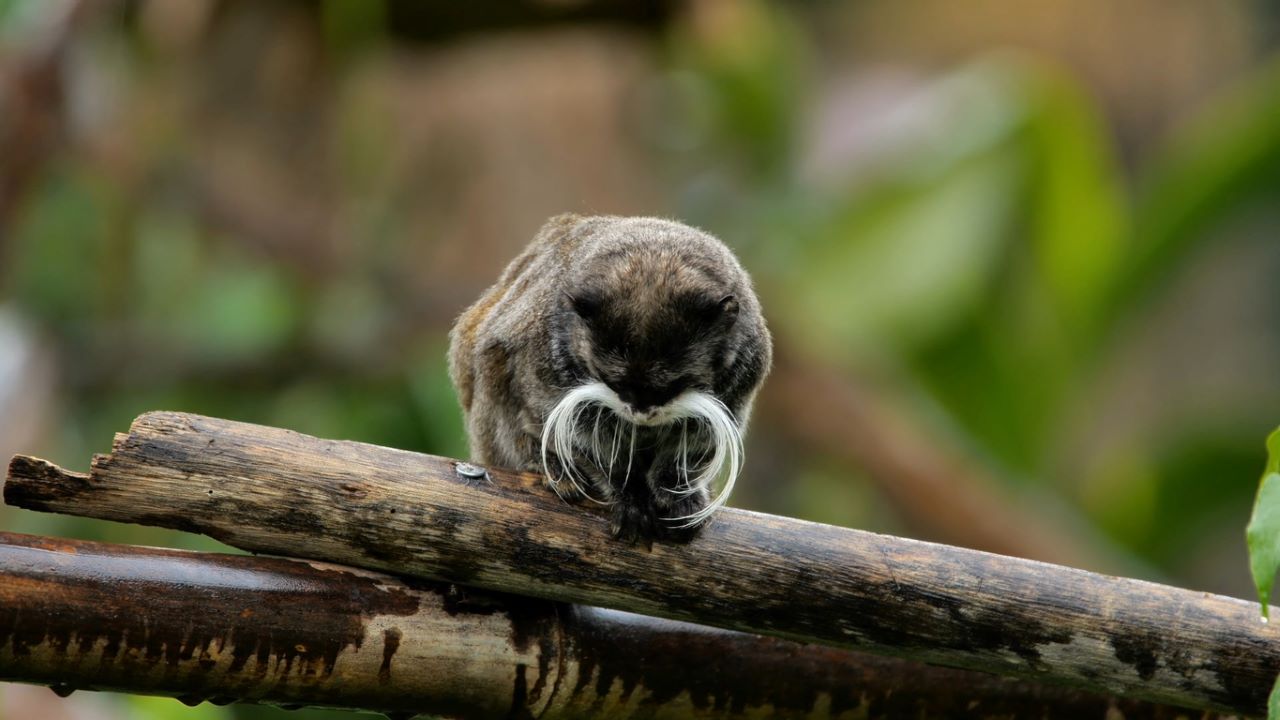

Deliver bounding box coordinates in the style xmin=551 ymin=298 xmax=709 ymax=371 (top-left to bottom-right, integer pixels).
xmin=568 ymin=289 xmax=739 ymax=418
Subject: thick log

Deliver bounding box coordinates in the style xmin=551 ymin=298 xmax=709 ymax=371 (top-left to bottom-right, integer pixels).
xmin=0 ymin=531 xmax=1215 ymax=719
xmin=4 ymin=411 xmax=1278 ymax=717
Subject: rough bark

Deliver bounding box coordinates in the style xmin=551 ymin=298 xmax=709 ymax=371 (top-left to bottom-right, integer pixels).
xmin=5 ymin=411 xmax=1278 ymax=716
xmin=0 ymin=531 xmax=1216 ymax=720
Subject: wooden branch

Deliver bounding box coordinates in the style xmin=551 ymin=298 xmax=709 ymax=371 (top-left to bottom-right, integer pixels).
xmin=0 ymin=531 xmax=1218 ymax=720
xmin=5 ymin=411 xmax=1278 ymax=717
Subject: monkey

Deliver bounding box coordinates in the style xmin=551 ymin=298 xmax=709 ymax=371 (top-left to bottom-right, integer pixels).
xmin=448 ymin=214 xmax=771 ymax=543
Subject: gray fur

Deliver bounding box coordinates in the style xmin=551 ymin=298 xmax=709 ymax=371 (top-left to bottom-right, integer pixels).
xmin=448 ymin=214 xmax=772 ymax=541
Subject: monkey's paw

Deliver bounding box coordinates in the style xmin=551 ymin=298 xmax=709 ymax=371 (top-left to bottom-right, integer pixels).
xmin=536 ymin=454 xmax=588 ymax=502
xmin=657 ymin=492 xmax=710 ymax=544
xmin=609 ymin=500 xmax=660 ymax=549
xmin=610 ymin=497 xmax=707 ymax=546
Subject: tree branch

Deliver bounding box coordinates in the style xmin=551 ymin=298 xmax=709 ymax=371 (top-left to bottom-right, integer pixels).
xmin=4 ymin=411 xmax=1277 ymax=716
xmin=0 ymin=531 xmax=1217 ymax=719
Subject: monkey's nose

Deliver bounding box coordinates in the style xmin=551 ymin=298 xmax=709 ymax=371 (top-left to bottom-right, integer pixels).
xmin=625 ymin=394 xmax=659 ymax=414
xmin=629 ymin=396 xmax=655 ymax=411
xmin=611 ymin=381 xmax=669 ymax=414
xmin=614 ymin=387 xmax=645 ymax=410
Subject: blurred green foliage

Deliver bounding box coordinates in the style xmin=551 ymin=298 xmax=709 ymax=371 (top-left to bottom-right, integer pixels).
xmin=670 ymin=5 xmax=1280 ymax=573
xmin=1129 ymin=55 xmax=1280 ymax=313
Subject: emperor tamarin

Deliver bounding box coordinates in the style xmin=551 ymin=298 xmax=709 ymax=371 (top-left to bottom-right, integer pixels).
xmin=448 ymin=214 xmax=772 ymax=542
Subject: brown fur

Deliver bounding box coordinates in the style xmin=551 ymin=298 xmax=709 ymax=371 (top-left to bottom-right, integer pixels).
xmin=448 ymin=214 xmax=771 ymax=541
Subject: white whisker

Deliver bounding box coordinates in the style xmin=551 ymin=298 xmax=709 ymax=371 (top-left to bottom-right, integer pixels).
xmin=590 ymin=407 xmax=605 ymax=473
xmin=540 ymin=382 xmax=743 ymax=524
xmin=541 ymin=383 xmax=615 ymax=505
xmin=660 ymin=391 xmax=743 ymax=526
xmin=622 ymin=423 xmax=637 ymax=491
xmin=663 ymin=419 xmax=700 ymax=496
xmin=680 ymin=420 xmax=689 ymax=487
xmin=607 ymin=418 xmax=622 ymax=478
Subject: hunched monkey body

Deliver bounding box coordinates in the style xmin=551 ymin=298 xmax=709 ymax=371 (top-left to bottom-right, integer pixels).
xmin=448 ymin=214 xmax=771 ymax=542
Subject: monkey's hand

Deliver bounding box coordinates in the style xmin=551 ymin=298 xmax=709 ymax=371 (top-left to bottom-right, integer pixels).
xmin=609 ymin=484 xmax=709 ymax=547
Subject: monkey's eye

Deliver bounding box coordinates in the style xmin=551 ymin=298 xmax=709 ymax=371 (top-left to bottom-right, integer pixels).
xmin=589 ymin=355 xmax=626 ymax=385
xmin=669 ymin=376 xmax=700 ymax=394
xmin=568 ymin=292 xmax=602 ymax=321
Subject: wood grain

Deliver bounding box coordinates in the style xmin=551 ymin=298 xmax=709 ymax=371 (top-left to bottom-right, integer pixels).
xmin=5 ymin=410 xmax=1278 ymax=716
xmin=0 ymin=531 xmax=1217 ymax=719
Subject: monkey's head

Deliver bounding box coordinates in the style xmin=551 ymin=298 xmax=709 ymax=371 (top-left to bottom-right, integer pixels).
xmin=564 ymin=284 xmax=738 ymax=427
xmin=554 ymin=217 xmax=757 ymax=426
xmin=541 ymin=217 xmax=769 ymax=527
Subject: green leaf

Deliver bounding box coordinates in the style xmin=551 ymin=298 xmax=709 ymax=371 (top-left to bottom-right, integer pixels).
xmin=1269 ymin=672 xmax=1280 ymax=720
xmin=1268 ymin=428 xmax=1280 ymax=476
xmin=1246 ymin=427 xmax=1280 ymax=618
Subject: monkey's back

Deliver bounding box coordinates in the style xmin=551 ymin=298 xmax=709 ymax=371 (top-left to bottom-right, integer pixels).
xmin=447 ymin=214 xmax=587 ymax=465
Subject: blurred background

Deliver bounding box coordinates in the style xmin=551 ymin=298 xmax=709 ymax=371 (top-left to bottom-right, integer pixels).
xmin=2 ymin=0 xmax=1280 ymax=717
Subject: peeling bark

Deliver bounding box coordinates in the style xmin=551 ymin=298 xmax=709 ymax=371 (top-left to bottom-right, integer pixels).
xmin=5 ymin=410 xmax=1278 ymax=716
xmin=0 ymin=531 xmax=1233 ymax=719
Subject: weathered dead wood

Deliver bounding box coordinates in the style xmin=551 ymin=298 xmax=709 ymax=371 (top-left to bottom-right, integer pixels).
xmin=4 ymin=411 xmax=1278 ymax=716
xmin=0 ymin=531 xmax=1217 ymax=720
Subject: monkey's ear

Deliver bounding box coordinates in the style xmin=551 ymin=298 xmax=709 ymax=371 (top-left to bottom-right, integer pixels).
xmin=718 ymin=294 xmax=739 ymax=319
xmin=693 ymin=294 xmax=738 ymax=326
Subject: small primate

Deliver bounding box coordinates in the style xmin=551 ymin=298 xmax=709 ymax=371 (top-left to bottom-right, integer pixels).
xmin=448 ymin=214 xmax=771 ymax=542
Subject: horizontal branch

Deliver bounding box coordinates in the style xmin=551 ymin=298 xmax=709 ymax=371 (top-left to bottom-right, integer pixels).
xmin=5 ymin=411 xmax=1278 ymax=716
xmin=0 ymin=531 xmax=1215 ymax=719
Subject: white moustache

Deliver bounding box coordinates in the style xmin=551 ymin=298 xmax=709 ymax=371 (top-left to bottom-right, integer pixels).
xmin=540 ymin=381 xmax=743 ymax=527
